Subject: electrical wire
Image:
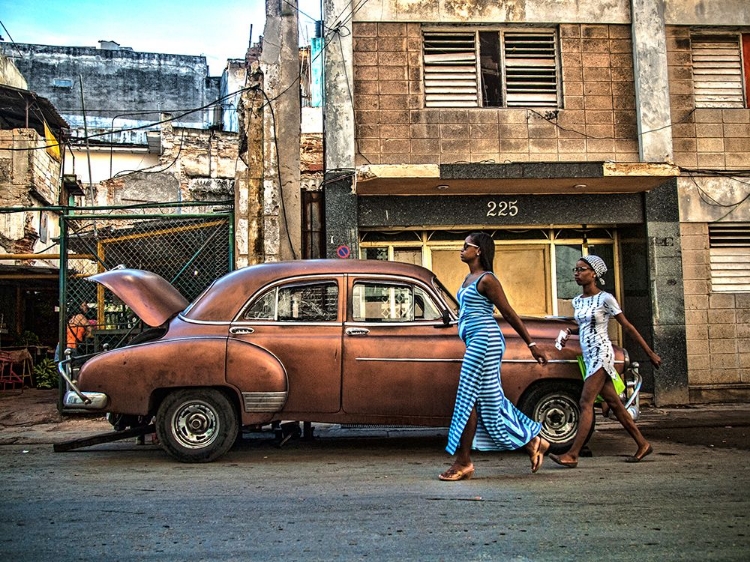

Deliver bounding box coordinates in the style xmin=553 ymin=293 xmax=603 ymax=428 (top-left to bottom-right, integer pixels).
xmin=0 ymin=85 xmax=260 ymax=152
xmin=112 ymin=128 xmax=186 ymax=178
xmin=682 ymin=168 xmax=750 ymax=222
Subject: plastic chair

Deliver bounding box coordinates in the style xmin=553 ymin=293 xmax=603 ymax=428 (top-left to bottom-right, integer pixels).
xmin=8 ymin=349 xmax=34 ymax=388
xmin=0 ymin=351 xmax=24 ymax=390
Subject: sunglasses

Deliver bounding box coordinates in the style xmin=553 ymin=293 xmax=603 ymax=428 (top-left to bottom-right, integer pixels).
xmin=463 ymin=242 xmax=479 ymax=250
xmin=573 ymin=267 xmax=592 ymax=273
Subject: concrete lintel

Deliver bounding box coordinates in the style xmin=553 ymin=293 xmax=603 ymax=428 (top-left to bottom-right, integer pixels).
xmin=603 ymin=162 xmax=680 ymax=177
xmin=358 ymin=164 xmax=440 ymax=182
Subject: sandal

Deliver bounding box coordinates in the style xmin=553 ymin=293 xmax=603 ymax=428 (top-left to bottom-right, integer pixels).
xmin=625 ymin=444 xmax=653 ymax=463
xmin=438 ymin=465 xmax=475 ymax=481
xmin=549 ymin=454 xmax=578 ymax=469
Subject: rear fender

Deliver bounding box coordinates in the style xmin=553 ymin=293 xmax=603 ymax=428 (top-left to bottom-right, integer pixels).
xmin=78 ymin=337 xmax=229 ymax=414
xmin=226 ymin=339 xmax=288 ymax=425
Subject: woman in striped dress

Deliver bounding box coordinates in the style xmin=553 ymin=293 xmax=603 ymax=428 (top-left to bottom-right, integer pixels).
xmin=549 ymin=255 xmax=661 ymax=468
xmin=439 ymin=233 xmax=550 ymax=481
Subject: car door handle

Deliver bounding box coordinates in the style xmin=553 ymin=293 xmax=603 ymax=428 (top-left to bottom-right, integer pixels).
xmin=230 ymin=327 xmax=255 ymax=335
xmin=346 ymin=328 xmax=370 ymax=336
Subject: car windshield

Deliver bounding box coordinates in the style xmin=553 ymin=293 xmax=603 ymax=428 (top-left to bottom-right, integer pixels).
xmin=433 ymin=277 xmax=459 ymax=317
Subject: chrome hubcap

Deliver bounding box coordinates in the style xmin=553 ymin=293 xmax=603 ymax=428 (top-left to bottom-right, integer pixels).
xmin=172 ymin=401 xmax=218 ymax=449
xmin=536 ymin=395 xmax=579 ymax=444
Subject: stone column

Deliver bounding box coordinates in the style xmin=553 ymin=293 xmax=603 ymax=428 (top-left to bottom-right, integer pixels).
xmin=631 ymin=0 xmax=673 ymax=162
xmin=234 ymin=64 xmax=265 ymax=268
xmin=645 ymin=179 xmax=689 ymax=405
xmin=261 ymin=0 xmax=301 ymax=261
xmin=322 ymin=0 xmax=358 ymax=258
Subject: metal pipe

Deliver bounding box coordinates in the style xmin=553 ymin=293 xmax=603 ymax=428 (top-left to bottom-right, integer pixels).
xmin=0 ymin=200 xmax=233 ymax=213
xmin=57 ymin=213 xmax=69 ymax=413
xmin=58 ymin=353 xmax=91 ymax=405
xmin=228 ymin=207 xmax=235 ymax=270
xmin=0 ymin=253 xmax=94 ymax=260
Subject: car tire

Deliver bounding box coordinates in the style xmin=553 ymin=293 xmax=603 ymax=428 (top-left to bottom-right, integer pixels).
xmin=518 ymin=382 xmax=594 ymax=455
xmin=156 ymin=388 xmax=239 ymax=463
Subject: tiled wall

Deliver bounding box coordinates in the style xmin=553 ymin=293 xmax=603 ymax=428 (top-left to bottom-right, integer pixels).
xmin=666 ymin=26 xmax=750 ymax=170
xmin=667 ymin=26 xmax=750 ymax=400
xmin=352 ymin=22 xmax=640 ymax=166
xmin=680 ymin=222 xmax=750 ymax=400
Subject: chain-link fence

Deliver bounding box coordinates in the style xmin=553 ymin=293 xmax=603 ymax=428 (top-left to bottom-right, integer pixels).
xmin=1 ymin=202 xmax=233 ymax=361
xmin=60 ymin=201 xmax=234 ymax=356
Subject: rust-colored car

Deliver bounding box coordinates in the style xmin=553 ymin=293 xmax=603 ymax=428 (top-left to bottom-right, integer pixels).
xmin=61 ymin=260 xmax=641 ymax=462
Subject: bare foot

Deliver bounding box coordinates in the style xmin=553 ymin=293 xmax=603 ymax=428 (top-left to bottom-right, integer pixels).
xmin=528 ymin=436 xmax=550 ymax=473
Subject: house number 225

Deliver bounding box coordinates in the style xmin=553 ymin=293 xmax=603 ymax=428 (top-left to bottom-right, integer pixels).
xmin=486 ymin=200 xmax=519 ymax=218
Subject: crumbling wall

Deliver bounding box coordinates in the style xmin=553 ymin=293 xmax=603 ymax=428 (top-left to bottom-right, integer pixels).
xmin=99 ymin=124 xmax=239 ymax=206
xmin=0 ymin=129 xmax=61 ymax=253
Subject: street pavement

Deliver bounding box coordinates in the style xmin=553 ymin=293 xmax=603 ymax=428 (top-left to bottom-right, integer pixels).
xmin=1 ymin=389 xmax=750 ymax=561
xmin=2 ymin=389 xmax=750 ymax=450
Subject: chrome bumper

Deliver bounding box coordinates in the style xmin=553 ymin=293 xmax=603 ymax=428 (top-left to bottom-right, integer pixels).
xmin=58 ymin=352 xmax=108 ymax=411
xmin=63 ymin=390 xmax=108 ymax=410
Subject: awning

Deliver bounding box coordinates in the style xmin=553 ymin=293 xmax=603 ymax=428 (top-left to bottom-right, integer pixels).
xmin=355 ymin=162 xmax=680 ymax=196
xmin=0 ymin=84 xmax=69 ymax=138
xmin=0 ymin=263 xmax=59 ymax=281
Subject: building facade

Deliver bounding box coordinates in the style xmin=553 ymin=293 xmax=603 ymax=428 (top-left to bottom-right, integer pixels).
xmin=2 ymin=41 xmax=216 ymax=144
xmin=0 ymin=54 xmax=74 ymax=345
xmin=321 ymin=0 xmax=750 ymax=405
xmin=0 ymin=40 xmax=229 ymax=194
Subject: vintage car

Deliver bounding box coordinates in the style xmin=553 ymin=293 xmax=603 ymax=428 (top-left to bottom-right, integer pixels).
xmin=61 ymin=259 xmax=641 ymax=462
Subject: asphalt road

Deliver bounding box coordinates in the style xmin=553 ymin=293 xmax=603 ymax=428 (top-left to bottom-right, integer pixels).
xmin=1 ymin=407 xmax=749 ymax=561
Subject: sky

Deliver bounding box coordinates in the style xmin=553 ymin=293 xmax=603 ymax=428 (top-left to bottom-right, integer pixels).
xmin=1 ymin=0 xmax=322 ymax=75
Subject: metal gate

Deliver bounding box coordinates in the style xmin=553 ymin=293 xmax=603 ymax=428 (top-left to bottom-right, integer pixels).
xmin=60 ymin=201 xmax=234 ymax=355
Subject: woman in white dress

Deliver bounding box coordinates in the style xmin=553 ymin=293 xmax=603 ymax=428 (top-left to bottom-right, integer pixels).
xmin=550 ymin=255 xmax=661 ymax=468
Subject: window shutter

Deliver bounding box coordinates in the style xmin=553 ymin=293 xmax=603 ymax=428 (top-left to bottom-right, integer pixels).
xmin=709 ymin=223 xmax=750 ymax=292
xmin=423 ymin=32 xmax=479 ymax=108
xmin=502 ymin=32 xmax=558 ymax=107
xmin=691 ymin=34 xmax=745 ymax=108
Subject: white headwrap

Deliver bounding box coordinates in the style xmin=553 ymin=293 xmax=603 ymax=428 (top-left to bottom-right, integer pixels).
xmin=581 ymin=255 xmax=607 ymax=285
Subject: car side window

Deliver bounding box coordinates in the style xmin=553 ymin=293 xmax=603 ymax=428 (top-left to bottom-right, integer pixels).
xmin=414 ymin=286 xmax=442 ymax=320
xmin=243 ymin=281 xmax=338 ymax=322
xmin=352 ymin=282 xmax=442 ymax=322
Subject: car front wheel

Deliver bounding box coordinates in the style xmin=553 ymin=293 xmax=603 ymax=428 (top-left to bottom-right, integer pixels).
xmin=156 ymin=388 xmax=239 ymax=463
xmin=519 ymin=383 xmax=594 ymax=455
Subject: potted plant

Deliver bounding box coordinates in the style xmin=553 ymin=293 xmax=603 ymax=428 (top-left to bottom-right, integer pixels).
xmin=33 ymin=358 xmax=58 ymax=389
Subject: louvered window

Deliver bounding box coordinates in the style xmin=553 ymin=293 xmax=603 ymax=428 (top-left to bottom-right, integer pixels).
xmin=709 ymin=223 xmax=750 ymax=292
xmin=423 ymin=29 xmax=559 ymax=108
xmin=691 ymin=33 xmax=750 ymax=108
xmin=423 ymin=32 xmax=479 ymax=107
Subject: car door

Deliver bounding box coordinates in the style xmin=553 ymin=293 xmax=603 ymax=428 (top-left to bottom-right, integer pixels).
xmin=341 ymin=274 xmax=464 ymax=421
xmin=226 ymin=275 xmax=343 ymax=414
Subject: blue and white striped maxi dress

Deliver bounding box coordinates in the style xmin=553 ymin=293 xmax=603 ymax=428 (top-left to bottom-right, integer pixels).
xmin=446 ymin=272 xmax=542 ymax=455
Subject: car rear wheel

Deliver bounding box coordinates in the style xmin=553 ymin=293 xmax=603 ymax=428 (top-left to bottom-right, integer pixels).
xmin=519 ymin=383 xmax=594 ymax=455
xmin=156 ymin=389 xmax=239 ymax=463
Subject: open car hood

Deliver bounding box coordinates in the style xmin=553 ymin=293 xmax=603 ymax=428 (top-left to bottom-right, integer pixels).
xmin=87 ymin=269 xmax=189 ymax=327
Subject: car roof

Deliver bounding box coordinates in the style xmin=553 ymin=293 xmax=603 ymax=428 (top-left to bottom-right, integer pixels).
xmin=183 ymin=259 xmax=440 ymax=321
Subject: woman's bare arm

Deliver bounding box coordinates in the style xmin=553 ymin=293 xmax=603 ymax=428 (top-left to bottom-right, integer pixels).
xmin=478 ymin=274 xmax=548 ymax=365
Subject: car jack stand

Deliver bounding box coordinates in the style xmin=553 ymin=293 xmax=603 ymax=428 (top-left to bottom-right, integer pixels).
xmin=274 ymin=421 xmax=302 ymax=447
xmin=53 ymin=424 xmax=156 ymax=452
